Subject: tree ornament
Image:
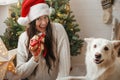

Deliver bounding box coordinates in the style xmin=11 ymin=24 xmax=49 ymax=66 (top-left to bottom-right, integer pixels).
xmin=11 ymin=12 xmax=16 ymax=18
xmin=65 ymin=4 xmax=70 ymax=12
xmin=57 ymin=12 xmax=62 ymax=17
xmin=17 ymin=0 xmax=21 ymax=8
xmin=71 ymin=28 xmax=73 ymax=31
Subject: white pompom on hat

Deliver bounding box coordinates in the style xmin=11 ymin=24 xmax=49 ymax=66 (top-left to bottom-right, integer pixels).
xmin=17 ymin=0 xmax=50 ymax=26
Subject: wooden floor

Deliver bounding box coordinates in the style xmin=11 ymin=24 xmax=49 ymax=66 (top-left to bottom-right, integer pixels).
xmin=68 ymin=46 xmax=86 ymax=80
xmin=70 ymin=46 xmax=86 ymax=76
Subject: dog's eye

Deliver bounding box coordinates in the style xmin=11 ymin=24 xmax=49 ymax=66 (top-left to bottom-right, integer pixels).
xmin=94 ymin=45 xmax=97 ymax=48
xmin=104 ymin=46 xmax=109 ymax=51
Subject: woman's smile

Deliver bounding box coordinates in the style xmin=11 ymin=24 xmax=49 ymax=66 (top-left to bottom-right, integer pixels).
xmin=36 ymin=15 xmax=49 ymax=32
xmin=38 ymin=25 xmax=46 ymax=32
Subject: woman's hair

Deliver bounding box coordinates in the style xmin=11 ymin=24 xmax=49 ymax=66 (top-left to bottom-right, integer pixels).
xmin=26 ymin=18 xmax=56 ymax=74
xmin=111 ymin=0 xmax=114 ymax=5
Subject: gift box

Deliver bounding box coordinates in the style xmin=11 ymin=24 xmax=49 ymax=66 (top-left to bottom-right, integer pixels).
xmin=29 ymin=33 xmax=46 ymax=57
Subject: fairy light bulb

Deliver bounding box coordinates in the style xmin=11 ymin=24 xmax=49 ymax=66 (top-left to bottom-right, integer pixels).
xmin=0 ymin=41 xmax=1 ymax=45
xmin=2 ymin=52 xmax=6 ymax=56
xmin=0 ymin=50 xmax=2 ymax=53
xmin=0 ymin=62 xmax=2 ymax=65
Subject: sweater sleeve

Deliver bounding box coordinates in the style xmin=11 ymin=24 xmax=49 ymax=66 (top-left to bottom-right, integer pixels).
xmin=16 ymin=32 xmax=38 ymax=79
xmin=55 ymin=23 xmax=71 ymax=80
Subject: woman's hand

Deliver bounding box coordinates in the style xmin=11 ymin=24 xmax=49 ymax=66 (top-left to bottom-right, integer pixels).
xmin=30 ymin=47 xmax=41 ymax=62
xmin=31 ymin=43 xmax=45 ymax=62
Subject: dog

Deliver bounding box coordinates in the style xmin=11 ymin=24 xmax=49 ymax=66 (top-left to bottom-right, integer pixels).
xmin=84 ymin=38 xmax=120 ymax=80
xmin=56 ymin=38 xmax=120 ymax=80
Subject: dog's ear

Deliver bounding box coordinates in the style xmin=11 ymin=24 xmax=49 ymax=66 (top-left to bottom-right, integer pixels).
xmin=84 ymin=38 xmax=95 ymax=43
xmin=112 ymin=40 xmax=120 ymax=50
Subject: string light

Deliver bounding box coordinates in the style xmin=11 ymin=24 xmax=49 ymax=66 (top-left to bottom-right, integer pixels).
xmin=0 ymin=62 xmax=2 ymax=65
xmin=0 ymin=50 xmax=2 ymax=53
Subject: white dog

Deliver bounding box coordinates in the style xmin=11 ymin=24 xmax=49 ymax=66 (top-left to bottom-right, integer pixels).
xmin=84 ymin=38 xmax=120 ymax=80
xmin=57 ymin=38 xmax=120 ymax=80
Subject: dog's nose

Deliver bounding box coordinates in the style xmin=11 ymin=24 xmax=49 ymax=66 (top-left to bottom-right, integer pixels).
xmin=95 ymin=53 xmax=101 ymax=59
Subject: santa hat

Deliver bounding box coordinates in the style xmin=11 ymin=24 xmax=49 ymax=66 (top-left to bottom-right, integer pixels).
xmin=17 ymin=0 xmax=50 ymax=26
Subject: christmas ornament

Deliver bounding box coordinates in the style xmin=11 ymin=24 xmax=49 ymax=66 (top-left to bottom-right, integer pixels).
xmin=11 ymin=12 xmax=16 ymax=18
xmin=17 ymin=0 xmax=21 ymax=8
xmin=0 ymin=38 xmax=16 ymax=80
xmin=57 ymin=12 xmax=62 ymax=17
xmin=65 ymin=4 xmax=70 ymax=12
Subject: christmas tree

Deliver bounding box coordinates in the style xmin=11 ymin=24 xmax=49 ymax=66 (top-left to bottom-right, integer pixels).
xmin=0 ymin=0 xmax=83 ymax=56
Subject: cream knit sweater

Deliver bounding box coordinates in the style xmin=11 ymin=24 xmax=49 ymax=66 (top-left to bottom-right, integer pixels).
xmin=16 ymin=23 xmax=71 ymax=80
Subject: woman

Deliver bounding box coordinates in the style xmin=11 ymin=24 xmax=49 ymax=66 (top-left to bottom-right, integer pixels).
xmin=16 ymin=0 xmax=71 ymax=80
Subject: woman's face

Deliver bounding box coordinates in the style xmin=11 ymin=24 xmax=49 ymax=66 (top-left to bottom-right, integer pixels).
xmin=35 ymin=15 xmax=49 ymax=33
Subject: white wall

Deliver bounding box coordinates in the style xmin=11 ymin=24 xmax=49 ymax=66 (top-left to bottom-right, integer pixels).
xmin=0 ymin=5 xmax=8 ymax=35
xmin=70 ymin=0 xmax=112 ymax=40
xmin=0 ymin=0 xmax=18 ymax=5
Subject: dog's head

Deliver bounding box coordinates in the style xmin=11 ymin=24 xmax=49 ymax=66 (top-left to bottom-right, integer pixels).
xmin=84 ymin=38 xmax=120 ymax=66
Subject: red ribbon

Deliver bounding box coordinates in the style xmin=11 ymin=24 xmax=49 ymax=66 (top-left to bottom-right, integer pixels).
xmin=30 ymin=33 xmax=47 ymax=57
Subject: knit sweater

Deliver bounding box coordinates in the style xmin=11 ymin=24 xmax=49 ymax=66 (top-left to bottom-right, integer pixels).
xmin=16 ymin=23 xmax=71 ymax=80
